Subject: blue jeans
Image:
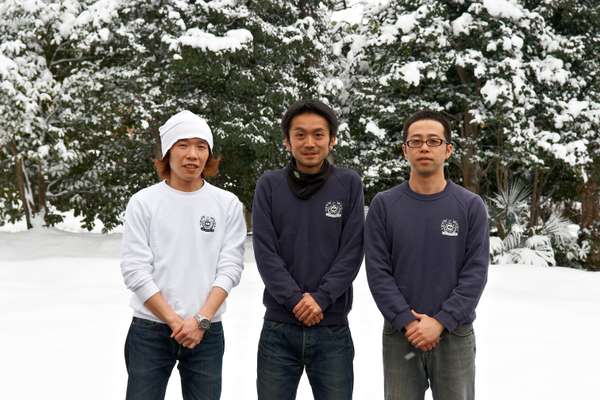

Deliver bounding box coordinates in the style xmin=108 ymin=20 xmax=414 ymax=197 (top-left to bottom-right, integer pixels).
xmin=382 ymin=320 xmax=476 ymax=400
xmin=124 ymin=317 xmax=224 ymax=400
xmin=257 ymin=320 xmax=354 ymax=400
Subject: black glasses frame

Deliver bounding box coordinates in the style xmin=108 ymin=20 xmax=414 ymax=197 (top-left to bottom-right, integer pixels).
xmin=404 ymin=138 xmax=448 ymax=148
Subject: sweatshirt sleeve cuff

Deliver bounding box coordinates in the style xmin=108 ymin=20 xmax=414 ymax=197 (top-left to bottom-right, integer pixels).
xmin=391 ymin=310 xmax=416 ymax=333
xmin=134 ymin=281 xmax=160 ymax=304
xmin=213 ymin=275 xmax=235 ymax=294
xmin=434 ymin=310 xmax=459 ymax=332
xmin=286 ymin=291 xmax=304 ymax=312
xmin=311 ymin=292 xmax=331 ymax=312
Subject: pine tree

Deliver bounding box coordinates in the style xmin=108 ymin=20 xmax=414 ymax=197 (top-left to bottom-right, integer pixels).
xmin=0 ymin=0 xmax=95 ymax=228
xmin=335 ymin=0 xmax=599 ymax=222
xmin=0 ymin=0 xmax=334 ymax=230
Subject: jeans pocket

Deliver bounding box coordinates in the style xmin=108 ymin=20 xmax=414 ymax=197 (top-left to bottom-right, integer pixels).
xmin=324 ymin=325 xmax=350 ymax=336
xmin=206 ymin=322 xmax=224 ymax=337
xmin=382 ymin=320 xmax=397 ymax=335
xmin=132 ymin=317 xmax=165 ymax=329
xmin=130 ymin=318 xmax=171 ymax=342
xmin=322 ymin=325 xmax=354 ymax=357
xmin=450 ymin=323 xmax=474 ymax=337
xmin=265 ymin=320 xmax=285 ymax=331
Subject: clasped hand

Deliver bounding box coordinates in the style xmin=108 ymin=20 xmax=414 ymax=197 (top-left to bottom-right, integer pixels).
xmin=405 ymin=310 xmax=444 ymax=352
xmin=293 ymin=293 xmax=323 ymax=326
xmin=170 ymin=317 xmax=205 ymax=349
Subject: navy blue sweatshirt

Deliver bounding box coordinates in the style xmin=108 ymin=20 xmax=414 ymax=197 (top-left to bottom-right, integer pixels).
xmin=365 ymin=181 xmax=489 ymax=333
xmin=252 ymin=165 xmax=364 ymax=326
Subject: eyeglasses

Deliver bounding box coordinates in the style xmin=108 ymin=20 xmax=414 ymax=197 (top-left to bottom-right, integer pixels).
xmin=404 ymin=138 xmax=447 ymax=148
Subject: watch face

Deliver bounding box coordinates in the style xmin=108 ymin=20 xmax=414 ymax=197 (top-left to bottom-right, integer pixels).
xmin=194 ymin=315 xmax=210 ymax=330
xmin=199 ymin=318 xmax=211 ymax=330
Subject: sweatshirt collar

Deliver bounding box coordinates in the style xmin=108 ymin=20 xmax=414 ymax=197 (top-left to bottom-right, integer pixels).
xmin=401 ymin=180 xmax=452 ymax=201
xmin=161 ymin=180 xmax=209 ymax=196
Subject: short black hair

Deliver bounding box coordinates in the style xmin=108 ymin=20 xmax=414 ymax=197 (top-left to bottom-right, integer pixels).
xmin=281 ymin=100 xmax=339 ymax=141
xmin=402 ymin=110 xmax=452 ymax=143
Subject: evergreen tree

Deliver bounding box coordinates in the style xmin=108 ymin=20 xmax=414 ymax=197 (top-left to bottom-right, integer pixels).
xmin=336 ymin=0 xmax=599 ymax=200
xmin=0 ymin=0 xmax=334 ymax=230
xmin=335 ymin=0 xmax=599 ymax=255
xmin=0 ymin=0 xmax=97 ymax=228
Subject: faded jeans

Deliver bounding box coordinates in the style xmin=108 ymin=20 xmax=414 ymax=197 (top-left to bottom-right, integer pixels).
xmin=382 ymin=320 xmax=476 ymax=400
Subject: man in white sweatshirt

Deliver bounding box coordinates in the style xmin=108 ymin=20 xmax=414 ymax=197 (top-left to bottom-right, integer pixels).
xmin=121 ymin=110 xmax=246 ymax=400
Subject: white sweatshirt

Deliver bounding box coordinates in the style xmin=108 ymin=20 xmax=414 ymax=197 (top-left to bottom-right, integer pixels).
xmin=120 ymin=180 xmax=246 ymax=323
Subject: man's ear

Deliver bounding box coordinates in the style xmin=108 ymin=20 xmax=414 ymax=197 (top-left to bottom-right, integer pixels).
xmin=445 ymin=143 xmax=453 ymax=160
xmin=283 ymin=137 xmax=291 ymax=152
xmin=329 ymin=136 xmax=337 ymax=150
xmin=402 ymin=143 xmax=408 ymax=159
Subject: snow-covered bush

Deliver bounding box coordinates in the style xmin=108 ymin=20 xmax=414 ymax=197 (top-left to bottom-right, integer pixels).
xmin=488 ymin=180 xmax=589 ymax=267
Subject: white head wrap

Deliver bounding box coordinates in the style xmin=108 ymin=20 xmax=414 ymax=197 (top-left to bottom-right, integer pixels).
xmin=158 ymin=110 xmax=213 ymax=158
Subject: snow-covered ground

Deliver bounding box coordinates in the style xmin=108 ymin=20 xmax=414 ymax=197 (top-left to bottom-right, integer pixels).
xmin=1 ymin=225 xmax=599 ymax=399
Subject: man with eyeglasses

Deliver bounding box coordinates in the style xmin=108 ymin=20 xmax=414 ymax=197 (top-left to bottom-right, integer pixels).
xmin=365 ymin=110 xmax=489 ymax=400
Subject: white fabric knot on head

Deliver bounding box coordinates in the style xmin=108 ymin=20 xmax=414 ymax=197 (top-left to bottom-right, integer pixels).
xmin=158 ymin=110 xmax=213 ymax=158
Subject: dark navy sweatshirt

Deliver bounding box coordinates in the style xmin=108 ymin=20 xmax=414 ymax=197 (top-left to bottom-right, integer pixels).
xmin=365 ymin=181 xmax=489 ymax=333
xmin=252 ymin=165 xmax=364 ymax=326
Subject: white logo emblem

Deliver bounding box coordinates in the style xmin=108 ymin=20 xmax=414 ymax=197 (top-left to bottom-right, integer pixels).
xmin=200 ymin=216 xmax=216 ymax=232
xmin=441 ymin=219 xmax=459 ymax=237
xmin=325 ymin=201 xmax=343 ymax=218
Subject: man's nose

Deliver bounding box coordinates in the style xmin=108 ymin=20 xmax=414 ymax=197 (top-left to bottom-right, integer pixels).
xmin=186 ymin=147 xmax=199 ymax=159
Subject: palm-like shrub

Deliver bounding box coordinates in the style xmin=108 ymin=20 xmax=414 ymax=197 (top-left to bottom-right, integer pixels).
xmin=488 ymin=180 xmax=588 ymax=267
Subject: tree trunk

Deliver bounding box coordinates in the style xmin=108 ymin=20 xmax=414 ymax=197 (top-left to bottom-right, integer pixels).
xmin=580 ymin=179 xmax=599 ymax=229
xmin=9 ymin=142 xmax=33 ymax=229
xmin=579 ymin=167 xmax=600 ymax=270
xmin=495 ymin=128 xmax=508 ymax=193
xmin=460 ymin=112 xmax=481 ymax=194
xmin=529 ymin=169 xmax=541 ymax=229
xmin=244 ymin=205 xmax=252 ymax=234
xmin=37 ymin=162 xmax=48 ymax=224
xmin=455 ymin=66 xmax=482 ymax=194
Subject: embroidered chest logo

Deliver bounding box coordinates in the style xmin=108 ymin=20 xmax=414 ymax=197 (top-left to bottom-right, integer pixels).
xmin=200 ymin=216 xmax=216 ymax=232
xmin=325 ymin=201 xmax=343 ymax=218
xmin=441 ymin=219 xmax=459 ymax=237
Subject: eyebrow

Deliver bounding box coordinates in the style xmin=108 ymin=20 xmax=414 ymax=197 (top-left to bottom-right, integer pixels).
xmin=292 ymin=127 xmax=325 ymax=133
xmin=408 ymin=133 xmax=443 ymax=138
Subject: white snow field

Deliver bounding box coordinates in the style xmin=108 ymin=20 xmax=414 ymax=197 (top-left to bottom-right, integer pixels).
xmin=1 ymin=227 xmax=599 ymax=400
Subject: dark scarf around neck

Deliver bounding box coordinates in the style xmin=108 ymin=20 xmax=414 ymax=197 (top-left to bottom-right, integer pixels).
xmin=286 ymin=158 xmax=332 ymax=200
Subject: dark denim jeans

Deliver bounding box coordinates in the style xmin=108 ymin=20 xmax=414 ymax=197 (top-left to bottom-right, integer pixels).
xmin=124 ymin=317 xmax=224 ymax=400
xmin=382 ymin=320 xmax=476 ymax=400
xmin=256 ymin=320 xmax=354 ymax=400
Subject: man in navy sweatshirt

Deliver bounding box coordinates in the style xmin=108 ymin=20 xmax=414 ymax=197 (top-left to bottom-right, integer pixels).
xmin=252 ymin=100 xmax=364 ymax=400
xmin=365 ymin=110 xmax=489 ymax=400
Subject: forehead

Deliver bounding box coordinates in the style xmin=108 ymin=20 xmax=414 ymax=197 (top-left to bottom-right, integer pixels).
xmin=175 ymin=137 xmax=208 ymax=145
xmin=407 ymin=119 xmax=445 ymax=138
xmin=290 ymin=112 xmax=329 ymax=131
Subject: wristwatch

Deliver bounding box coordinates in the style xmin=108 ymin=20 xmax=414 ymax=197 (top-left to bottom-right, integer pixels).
xmin=193 ymin=314 xmax=211 ymax=331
